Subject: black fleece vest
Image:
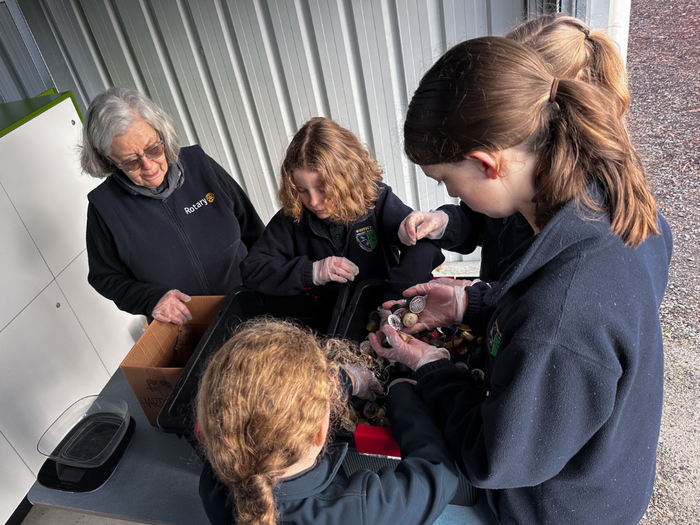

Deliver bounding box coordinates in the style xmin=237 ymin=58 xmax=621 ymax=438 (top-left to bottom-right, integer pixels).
xmin=88 ymin=145 xmax=246 ymax=295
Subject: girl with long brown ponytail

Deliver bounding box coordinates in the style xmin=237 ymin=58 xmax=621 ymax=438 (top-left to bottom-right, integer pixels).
xmin=196 ymin=318 xmax=459 ymax=525
xmin=371 ymin=36 xmax=672 ymax=524
xmin=399 ymin=13 xmax=632 ymax=283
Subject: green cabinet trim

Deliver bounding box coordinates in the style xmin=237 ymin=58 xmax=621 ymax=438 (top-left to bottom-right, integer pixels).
xmin=0 ymin=91 xmax=82 ymax=139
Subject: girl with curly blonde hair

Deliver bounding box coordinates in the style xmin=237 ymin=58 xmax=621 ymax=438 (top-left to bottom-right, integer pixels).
xmin=241 ymin=117 xmax=443 ymax=301
xmin=196 ymin=318 xmax=458 ymax=525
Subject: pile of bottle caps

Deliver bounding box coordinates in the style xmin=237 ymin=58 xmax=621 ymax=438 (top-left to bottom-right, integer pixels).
xmin=349 ymin=296 xmax=487 ymax=429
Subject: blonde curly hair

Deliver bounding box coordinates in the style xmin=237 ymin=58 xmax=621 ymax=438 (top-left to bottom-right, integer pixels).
xmin=278 ymin=117 xmax=383 ymax=226
xmin=196 ymin=318 xmax=363 ymax=525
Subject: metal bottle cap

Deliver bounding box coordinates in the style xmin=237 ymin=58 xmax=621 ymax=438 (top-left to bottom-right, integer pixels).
xmin=363 ymin=401 xmax=381 ymax=419
xmin=396 ymin=331 xmax=412 ymax=343
xmin=409 ymin=295 xmax=426 ymax=313
xmin=402 ymin=312 xmax=419 ymax=328
xmin=387 ymin=314 xmax=403 ymax=331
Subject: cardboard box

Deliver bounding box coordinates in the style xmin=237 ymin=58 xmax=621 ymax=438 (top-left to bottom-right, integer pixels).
xmin=120 ymin=296 xmax=225 ymax=425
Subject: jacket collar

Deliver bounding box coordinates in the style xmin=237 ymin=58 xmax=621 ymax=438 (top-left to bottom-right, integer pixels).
xmin=486 ymin=183 xmax=611 ymax=306
xmin=304 ymin=208 xmax=333 ymax=240
xmin=274 ymin=443 xmax=348 ymax=501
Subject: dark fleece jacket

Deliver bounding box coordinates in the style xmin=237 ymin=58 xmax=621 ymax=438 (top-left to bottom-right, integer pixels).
xmin=199 ymin=381 xmax=459 ymax=525
xmin=86 ymin=145 xmax=264 ymax=316
xmin=240 ymin=183 xmax=444 ymax=301
xmin=416 ymin=186 xmax=672 ymax=525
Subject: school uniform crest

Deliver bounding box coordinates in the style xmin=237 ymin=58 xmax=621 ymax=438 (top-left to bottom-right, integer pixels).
xmin=355 ymin=225 xmax=378 ymax=252
xmin=488 ymin=320 xmax=502 ymax=357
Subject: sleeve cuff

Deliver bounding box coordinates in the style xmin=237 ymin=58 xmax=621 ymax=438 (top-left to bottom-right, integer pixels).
xmin=415 ymin=358 xmax=453 ymax=382
xmin=337 ymin=367 xmax=354 ymax=397
xmin=304 ymin=261 xmax=315 ymax=288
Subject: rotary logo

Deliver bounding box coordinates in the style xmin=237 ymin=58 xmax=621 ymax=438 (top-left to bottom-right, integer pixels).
xmin=184 ymin=193 xmax=215 ymax=214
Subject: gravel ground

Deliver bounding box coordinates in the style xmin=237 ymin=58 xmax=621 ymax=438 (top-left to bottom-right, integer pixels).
xmin=626 ymin=0 xmax=700 ymax=523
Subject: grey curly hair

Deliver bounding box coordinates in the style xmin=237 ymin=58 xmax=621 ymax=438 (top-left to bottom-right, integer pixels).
xmin=80 ymin=86 xmax=181 ymax=178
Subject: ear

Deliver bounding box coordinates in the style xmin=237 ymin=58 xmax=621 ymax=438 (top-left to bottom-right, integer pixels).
xmin=466 ymin=151 xmax=499 ymax=180
xmin=313 ymin=406 xmax=331 ymax=447
xmin=313 ymin=420 xmax=329 ymax=447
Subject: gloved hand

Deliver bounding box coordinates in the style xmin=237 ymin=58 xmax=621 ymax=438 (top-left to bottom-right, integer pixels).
xmin=382 ymin=281 xmax=468 ymax=333
xmin=341 ymin=364 xmax=383 ymax=401
xmin=152 ymin=289 xmax=193 ymax=325
xmin=312 ymin=256 xmax=360 ymax=286
xmin=398 ymin=210 xmax=449 ymax=245
xmin=369 ymin=325 xmax=450 ymax=371
xmin=377 ymin=306 xmax=392 ymax=327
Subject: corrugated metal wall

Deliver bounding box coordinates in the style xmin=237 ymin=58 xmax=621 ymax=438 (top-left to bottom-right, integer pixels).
xmin=8 ymin=0 xmax=537 ymax=261
xmin=0 ymin=0 xmax=52 ymax=101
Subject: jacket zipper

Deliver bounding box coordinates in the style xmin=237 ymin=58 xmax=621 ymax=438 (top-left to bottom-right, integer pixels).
xmin=163 ymin=199 xmax=214 ymax=294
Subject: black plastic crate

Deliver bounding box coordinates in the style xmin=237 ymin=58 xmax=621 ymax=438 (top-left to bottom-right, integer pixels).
xmin=157 ymin=284 xmax=349 ymax=434
xmin=337 ymin=278 xmax=386 ymax=342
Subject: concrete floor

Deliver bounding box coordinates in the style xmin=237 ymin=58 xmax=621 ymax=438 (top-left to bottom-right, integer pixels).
xmin=433 ymin=260 xmax=480 ymax=279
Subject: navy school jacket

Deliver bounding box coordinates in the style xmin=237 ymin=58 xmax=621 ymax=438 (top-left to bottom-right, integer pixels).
xmin=416 ymin=185 xmax=673 ymax=525
xmin=240 ymin=183 xmax=444 ymax=301
xmin=199 ymin=381 xmax=459 ymax=525
xmin=438 ymin=203 xmax=535 ymax=282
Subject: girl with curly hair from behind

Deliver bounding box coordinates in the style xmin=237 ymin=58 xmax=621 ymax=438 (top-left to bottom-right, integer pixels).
xmin=196 ymin=318 xmax=459 ymax=525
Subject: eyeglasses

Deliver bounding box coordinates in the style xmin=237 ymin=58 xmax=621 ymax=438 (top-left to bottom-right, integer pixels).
xmin=110 ymin=140 xmax=165 ymax=173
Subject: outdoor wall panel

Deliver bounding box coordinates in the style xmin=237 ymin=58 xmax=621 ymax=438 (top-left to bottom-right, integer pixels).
xmin=0 ymin=3 xmax=43 ymax=100
xmin=42 ymin=0 xmax=109 ymax=100
xmin=79 ymin=0 xmax=145 ymax=92
xmin=18 ymin=0 xmax=85 ymax=107
xmin=309 ymin=0 xmax=367 ymax=148
xmin=16 ymin=0 xmax=530 ymax=253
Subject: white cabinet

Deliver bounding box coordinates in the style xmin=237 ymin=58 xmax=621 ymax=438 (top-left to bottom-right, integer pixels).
xmin=0 ymin=92 xmax=144 ymax=523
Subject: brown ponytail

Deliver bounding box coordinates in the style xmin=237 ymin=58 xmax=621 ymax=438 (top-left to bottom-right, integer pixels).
xmin=506 ymin=14 xmax=630 ymax=118
xmin=195 ymin=319 xmax=357 ymax=525
xmin=404 ymin=37 xmax=658 ymax=247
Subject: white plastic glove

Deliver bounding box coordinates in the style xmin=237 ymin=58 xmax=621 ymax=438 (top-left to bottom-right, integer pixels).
xmin=398 ymin=210 xmax=449 ymax=245
xmin=152 ymin=289 xmax=192 ymax=325
xmin=382 ymin=281 xmax=467 ymax=333
xmin=369 ymin=325 xmax=450 ymax=371
xmin=341 ymin=364 xmax=383 ymax=401
xmin=312 ymin=256 xmax=359 ymax=286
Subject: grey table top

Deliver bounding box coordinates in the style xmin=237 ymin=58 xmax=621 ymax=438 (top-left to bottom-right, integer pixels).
xmin=28 ymin=369 xmax=208 ymax=525
xmin=27 ymin=370 xmax=495 ymax=525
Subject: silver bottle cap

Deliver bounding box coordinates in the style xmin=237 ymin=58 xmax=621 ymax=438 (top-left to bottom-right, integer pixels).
xmin=409 ymin=295 xmax=426 ymax=314
xmin=387 ymin=314 xmax=403 ymax=331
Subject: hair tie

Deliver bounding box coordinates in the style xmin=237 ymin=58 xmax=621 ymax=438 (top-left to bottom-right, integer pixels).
xmin=582 ymin=28 xmax=591 ymax=40
xmin=549 ymin=78 xmax=560 ymax=103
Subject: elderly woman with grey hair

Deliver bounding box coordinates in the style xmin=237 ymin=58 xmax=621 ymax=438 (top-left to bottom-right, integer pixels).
xmin=82 ymin=86 xmax=264 ymax=324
